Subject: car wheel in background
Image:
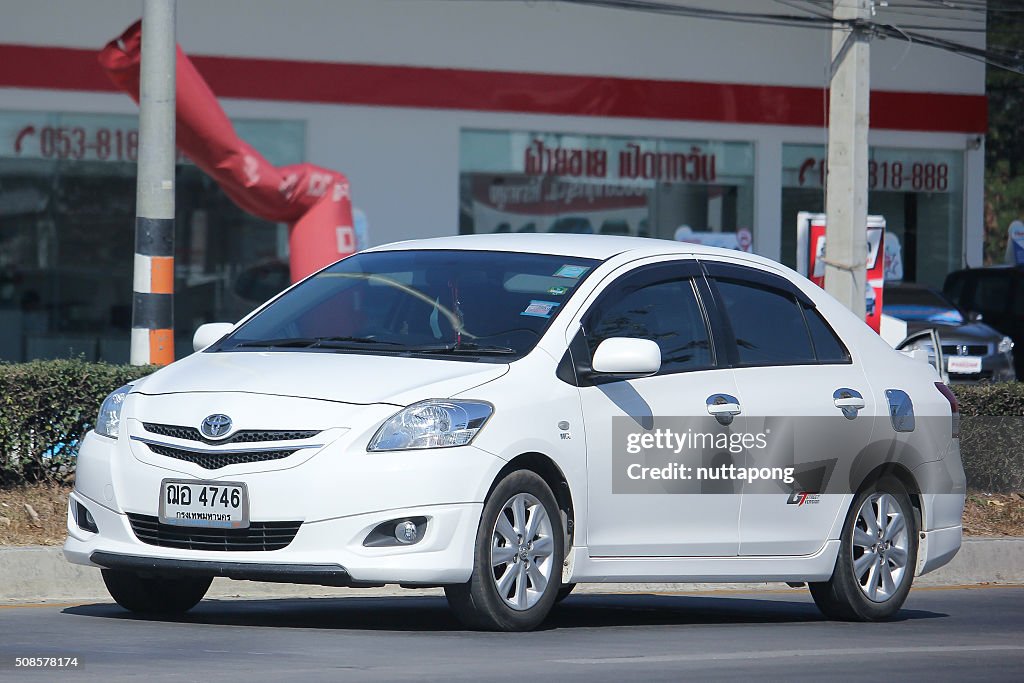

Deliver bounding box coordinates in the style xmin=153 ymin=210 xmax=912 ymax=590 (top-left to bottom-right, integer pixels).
xmin=445 ymin=470 xmax=564 ymax=631
xmin=101 ymin=569 xmax=212 ymax=614
xmin=809 ymin=477 xmax=919 ymax=621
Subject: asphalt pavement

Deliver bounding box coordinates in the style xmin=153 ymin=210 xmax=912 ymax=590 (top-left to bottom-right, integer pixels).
xmin=0 ymin=586 xmax=1022 ymax=681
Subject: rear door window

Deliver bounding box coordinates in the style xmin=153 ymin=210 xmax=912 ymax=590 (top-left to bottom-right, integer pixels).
xmin=713 ymin=278 xmax=815 ymax=366
xmin=804 ymin=306 xmax=851 ymax=362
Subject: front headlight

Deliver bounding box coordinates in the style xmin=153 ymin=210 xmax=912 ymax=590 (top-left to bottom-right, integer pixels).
xmin=367 ymin=399 xmax=493 ymax=451
xmin=999 ymin=336 xmax=1014 ymax=354
xmin=96 ymin=384 xmax=133 ymax=439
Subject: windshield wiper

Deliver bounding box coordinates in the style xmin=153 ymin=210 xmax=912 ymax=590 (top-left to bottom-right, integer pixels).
xmin=403 ymin=342 xmax=518 ymax=355
xmin=232 ymin=337 xmax=319 ymax=348
xmin=312 ymin=336 xmax=405 ymax=347
xmin=232 ymin=336 xmax=403 ymax=349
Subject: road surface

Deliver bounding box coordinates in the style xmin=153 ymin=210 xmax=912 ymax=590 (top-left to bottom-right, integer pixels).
xmin=1 ymin=586 xmax=1022 ymax=681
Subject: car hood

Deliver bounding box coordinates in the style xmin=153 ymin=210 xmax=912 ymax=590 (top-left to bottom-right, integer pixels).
xmin=903 ymin=320 xmax=1003 ymax=344
xmin=133 ymin=350 xmax=510 ymax=406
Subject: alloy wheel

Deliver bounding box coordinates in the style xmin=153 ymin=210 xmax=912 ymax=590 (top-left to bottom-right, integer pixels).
xmin=850 ymin=492 xmax=910 ymax=602
xmin=490 ymin=492 xmax=555 ymax=611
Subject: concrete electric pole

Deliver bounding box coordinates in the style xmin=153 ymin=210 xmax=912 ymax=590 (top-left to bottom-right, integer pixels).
xmin=130 ymin=0 xmax=177 ymax=366
xmin=824 ymin=0 xmax=871 ymax=318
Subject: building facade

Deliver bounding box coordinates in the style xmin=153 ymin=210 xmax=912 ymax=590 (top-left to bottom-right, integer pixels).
xmin=0 ymin=0 xmax=987 ymax=362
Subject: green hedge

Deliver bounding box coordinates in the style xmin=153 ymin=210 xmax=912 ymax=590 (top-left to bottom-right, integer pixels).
xmin=0 ymin=361 xmax=1021 ymax=490
xmin=0 ymin=360 xmax=156 ymax=485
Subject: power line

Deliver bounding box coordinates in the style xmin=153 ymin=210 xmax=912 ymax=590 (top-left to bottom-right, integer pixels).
xmin=558 ymin=0 xmax=1024 ymax=74
xmin=777 ymin=0 xmax=987 ymax=31
xmin=557 ymin=0 xmax=839 ymax=29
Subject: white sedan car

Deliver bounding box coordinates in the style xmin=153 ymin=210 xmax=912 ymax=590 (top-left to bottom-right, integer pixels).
xmin=66 ymin=234 xmax=965 ymax=631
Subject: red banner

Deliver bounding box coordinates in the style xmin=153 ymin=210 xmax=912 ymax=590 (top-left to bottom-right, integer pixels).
xmin=98 ymin=20 xmax=355 ymax=282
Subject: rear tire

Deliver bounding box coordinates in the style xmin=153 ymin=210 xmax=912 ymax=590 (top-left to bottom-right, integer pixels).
xmin=809 ymin=477 xmax=918 ymax=621
xmin=102 ymin=569 xmax=211 ymax=614
xmin=445 ymin=470 xmax=564 ymax=631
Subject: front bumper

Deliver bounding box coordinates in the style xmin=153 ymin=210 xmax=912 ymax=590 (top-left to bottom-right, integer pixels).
xmin=65 ymin=426 xmax=501 ymax=585
xmin=88 ymin=551 xmax=358 ymax=586
xmin=945 ymin=351 xmax=1016 ymax=384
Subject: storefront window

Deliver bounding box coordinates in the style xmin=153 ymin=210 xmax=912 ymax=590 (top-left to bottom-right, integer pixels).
xmin=781 ymin=143 xmax=964 ymax=287
xmin=0 ymin=111 xmax=304 ymax=363
xmin=460 ymin=129 xmax=755 ymax=249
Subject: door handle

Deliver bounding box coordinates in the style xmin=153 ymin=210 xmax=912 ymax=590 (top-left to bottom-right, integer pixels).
xmin=706 ymin=394 xmax=741 ymax=424
xmin=833 ymin=388 xmax=864 ymax=419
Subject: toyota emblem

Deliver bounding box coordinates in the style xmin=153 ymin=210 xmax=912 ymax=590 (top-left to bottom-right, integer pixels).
xmin=200 ymin=414 xmax=233 ymax=439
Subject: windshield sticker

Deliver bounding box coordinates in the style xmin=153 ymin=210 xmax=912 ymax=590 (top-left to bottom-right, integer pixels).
xmin=547 ymin=285 xmax=570 ymax=296
xmin=521 ymin=300 xmax=560 ymax=318
xmin=553 ymin=265 xmax=590 ymax=279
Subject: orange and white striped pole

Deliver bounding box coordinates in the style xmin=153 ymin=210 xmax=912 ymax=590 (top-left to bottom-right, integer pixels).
xmin=130 ymin=0 xmax=176 ymax=366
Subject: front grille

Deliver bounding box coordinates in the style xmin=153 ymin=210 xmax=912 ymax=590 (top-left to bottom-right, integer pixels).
xmin=145 ymin=443 xmax=297 ymax=470
xmin=940 ymin=344 xmax=990 ymax=356
xmin=127 ymin=513 xmax=301 ymax=552
xmin=142 ymin=422 xmax=320 ymax=445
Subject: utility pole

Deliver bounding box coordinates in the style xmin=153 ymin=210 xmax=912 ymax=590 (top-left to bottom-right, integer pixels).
xmin=824 ymin=0 xmax=871 ymax=318
xmin=130 ymin=0 xmax=177 ymax=365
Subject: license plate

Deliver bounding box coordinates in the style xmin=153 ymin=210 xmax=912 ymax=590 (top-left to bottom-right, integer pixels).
xmin=947 ymin=356 xmax=983 ymax=374
xmin=159 ymin=479 xmax=249 ymax=529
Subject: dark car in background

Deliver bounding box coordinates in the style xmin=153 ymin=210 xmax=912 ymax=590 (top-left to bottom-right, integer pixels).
xmin=884 ymin=283 xmax=1015 ymax=384
xmin=943 ymin=266 xmax=1024 ymax=379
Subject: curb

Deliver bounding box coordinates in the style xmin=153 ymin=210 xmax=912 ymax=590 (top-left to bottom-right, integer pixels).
xmin=1 ymin=537 xmax=1021 ymax=603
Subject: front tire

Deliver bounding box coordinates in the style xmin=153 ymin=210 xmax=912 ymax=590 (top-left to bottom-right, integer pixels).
xmin=809 ymin=477 xmax=918 ymax=621
xmin=445 ymin=470 xmax=564 ymax=631
xmin=102 ymin=569 xmax=212 ymax=614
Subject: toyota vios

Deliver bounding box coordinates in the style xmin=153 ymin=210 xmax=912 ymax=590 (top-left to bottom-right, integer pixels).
xmin=66 ymin=235 xmax=965 ymax=631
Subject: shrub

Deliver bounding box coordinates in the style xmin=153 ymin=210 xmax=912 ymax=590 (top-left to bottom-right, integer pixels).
xmin=0 ymin=360 xmax=1021 ymax=491
xmin=0 ymin=359 xmax=156 ymax=485
xmin=953 ymin=384 xmax=1024 ymax=492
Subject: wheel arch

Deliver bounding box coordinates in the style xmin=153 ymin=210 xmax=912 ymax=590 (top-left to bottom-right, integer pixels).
xmin=855 ymin=462 xmax=923 ymax=530
xmin=487 ymin=452 xmax=575 ymax=550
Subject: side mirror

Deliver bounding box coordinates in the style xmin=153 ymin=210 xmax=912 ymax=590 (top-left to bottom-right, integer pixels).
xmin=193 ymin=322 xmax=234 ymax=352
xmin=591 ymin=337 xmax=661 ymax=376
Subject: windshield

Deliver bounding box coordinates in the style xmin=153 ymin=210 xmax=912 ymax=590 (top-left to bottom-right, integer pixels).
xmin=214 ymin=249 xmax=600 ymax=361
xmin=883 ymin=286 xmax=964 ymax=324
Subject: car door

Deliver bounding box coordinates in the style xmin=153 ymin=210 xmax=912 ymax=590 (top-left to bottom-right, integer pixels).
xmin=567 ymin=258 xmax=743 ymax=557
xmin=701 ymin=260 xmax=877 ymax=557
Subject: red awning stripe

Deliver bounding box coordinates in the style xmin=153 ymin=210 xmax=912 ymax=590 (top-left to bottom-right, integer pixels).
xmin=0 ymin=43 xmax=987 ymax=133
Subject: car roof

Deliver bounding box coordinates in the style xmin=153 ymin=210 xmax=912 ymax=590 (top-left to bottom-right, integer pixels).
xmin=365 ymin=233 xmax=754 ymax=262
